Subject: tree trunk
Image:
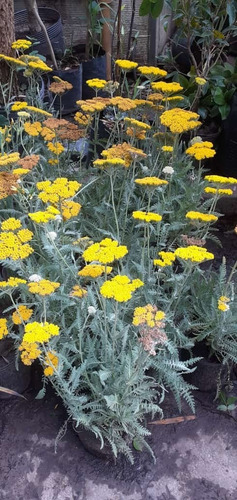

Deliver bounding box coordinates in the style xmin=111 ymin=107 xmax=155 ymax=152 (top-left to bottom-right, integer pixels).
xmin=0 ymin=0 xmax=15 ymax=90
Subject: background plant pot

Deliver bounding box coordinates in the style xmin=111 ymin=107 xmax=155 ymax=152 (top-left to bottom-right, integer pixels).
xmin=212 ymin=91 xmax=237 ymax=176
xmin=73 ymin=422 xmax=113 ymax=460
xmin=0 ymin=340 xmax=31 ymax=399
xmin=14 ymin=8 xmax=65 ymax=59
xmin=49 ymin=65 xmax=82 ymax=115
xmin=171 ymin=33 xmax=201 ymax=73
xmin=72 ymin=45 xmax=107 ymax=100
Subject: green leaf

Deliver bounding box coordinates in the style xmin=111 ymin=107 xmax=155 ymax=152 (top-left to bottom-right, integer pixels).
xmin=133 ymin=437 xmax=144 ymax=451
xmin=139 ymin=0 xmax=151 ymax=16
xmin=151 ymin=0 xmax=164 ymax=18
xmin=217 ymin=404 xmax=227 ymax=411
xmin=219 ymin=103 xmax=230 ymax=120
xmin=227 ymin=396 xmax=237 ymax=405
xmin=227 ymin=404 xmax=237 ymax=411
xmin=227 ymin=0 xmax=236 ymax=25
xmin=0 ymin=114 xmax=8 ymax=126
xmin=213 ymin=88 xmax=225 ymax=105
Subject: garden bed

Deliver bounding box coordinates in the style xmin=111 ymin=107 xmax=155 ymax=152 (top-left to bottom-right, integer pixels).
xmin=0 ymin=383 xmax=237 ymax=500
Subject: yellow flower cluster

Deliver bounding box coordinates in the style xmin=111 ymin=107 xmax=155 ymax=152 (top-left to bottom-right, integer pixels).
xmin=0 ymin=318 xmax=8 ymax=340
xmin=100 ymin=275 xmax=143 ymax=302
xmin=83 ymin=238 xmax=128 ymax=265
xmin=151 ymin=82 xmax=183 ymax=93
xmin=154 ymin=251 xmax=176 ymax=267
xmin=0 ymin=54 xmax=27 ymax=67
xmin=23 ymin=321 xmax=59 ymax=343
xmin=12 ymin=39 xmax=32 ymax=50
xmin=24 ymin=121 xmax=42 ymax=137
xmin=25 ymin=105 xmax=52 ymax=117
xmin=160 ymin=108 xmax=201 ymax=134
xmin=138 ymin=66 xmax=167 ymax=78
xmin=37 ymin=178 xmax=81 ymax=204
xmin=204 ymin=175 xmax=237 ymax=184
xmin=135 ymin=177 xmax=168 ymax=187
xmin=49 ymin=79 xmax=72 ymax=95
xmin=12 ymin=101 xmax=28 ymax=111
xmin=93 ymin=158 xmax=126 ymax=169
xmin=102 ymin=142 xmax=147 ymax=167
xmin=115 ymin=59 xmax=138 ymax=70
xmin=186 ymin=211 xmax=218 ymax=223
xmin=27 ymin=279 xmax=60 ymax=296
xmin=61 ymin=200 xmax=81 ymax=220
xmin=0 ymin=152 xmax=20 ymax=167
xmin=13 ymin=168 xmax=30 ymax=176
xmin=41 ymin=126 xmax=56 ymax=141
xmin=78 ymin=264 xmax=113 ymax=278
xmin=218 ymin=295 xmax=230 ymax=312
xmin=109 ymin=96 xmax=137 ymax=111
xmin=124 ymin=117 xmax=151 ymax=130
xmin=86 ymin=78 xmax=107 ymax=89
xmin=77 ymin=97 xmax=110 ymax=113
xmin=174 ymin=245 xmax=214 ymax=263
xmin=19 ymin=341 xmax=41 ymax=366
xmin=0 ymin=220 xmax=34 ymax=260
xmin=0 ymin=277 xmax=27 ymax=288
xmin=186 ymin=141 xmax=216 ymax=160
xmin=12 ymin=305 xmax=33 ymax=325
xmin=70 ymin=285 xmax=87 ymax=298
xmin=28 ymin=206 xmax=60 ymax=224
xmin=44 ymin=351 xmax=59 ymax=376
xmin=47 ymin=141 xmax=65 ymax=155
xmin=28 ymin=60 xmax=52 ymax=72
xmin=204 ymin=187 xmax=233 ymax=196
xmin=74 ymin=112 xmax=91 ymax=127
xmin=133 ymin=305 xmax=165 ymax=327
xmin=161 ymin=146 xmax=173 ymax=152
xmin=132 ymin=211 xmax=162 ymax=223
xmin=195 ymin=77 xmax=207 ymax=86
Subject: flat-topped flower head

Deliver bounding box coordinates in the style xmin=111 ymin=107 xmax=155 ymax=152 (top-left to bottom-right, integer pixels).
xmin=132 ymin=211 xmax=162 ymax=223
xmin=195 ymin=77 xmax=207 ymax=86
xmin=138 ymin=66 xmax=167 ymax=79
xmin=93 ymin=158 xmax=126 ymax=169
xmin=12 ymin=39 xmax=32 ymax=50
xmin=36 ymin=178 xmax=81 ymax=204
xmin=160 ymin=108 xmax=201 ymax=134
xmin=133 ymin=305 xmax=165 ymax=327
xmin=0 ymin=224 xmax=34 ymax=260
xmin=0 ymin=152 xmax=20 ymax=167
xmin=61 ymin=200 xmax=81 ymax=220
xmin=78 ymin=264 xmax=113 ymax=278
xmin=204 ymin=187 xmax=233 ymax=196
xmin=1 ymin=218 xmax=22 ymax=231
xmin=86 ymin=78 xmax=107 ymax=90
xmin=174 ymin=245 xmax=214 ymax=263
xmin=186 ymin=141 xmax=216 ymax=161
xmin=83 ymin=238 xmax=128 ymax=264
xmin=12 ymin=305 xmax=33 ymax=325
xmin=102 ymin=142 xmax=147 ymax=167
xmin=28 ymin=206 xmax=60 ymax=224
xmin=151 ymin=81 xmax=183 ymax=93
xmin=218 ymin=296 xmax=230 ymax=312
xmin=0 ymin=318 xmax=8 ymax=340
xmin=135 ymin=177 xmax=168 ymax=187
xmin=154 ymin=251 xmax=176 ymax=267
xmin=44 ymin=351 xmax=59 ymax=376
xmin=70 ymin=285 xmax=87 ymax=298
xmin=115 ymin=59 xmax=138 ymax=71
xmin=100 ymin=275 xmax=143 ymax=302
xmin=0 ymin=277 xmax=27 ymax=288
xmin=185 ymin=211 xmax=218 ymax=223
xmin=19 ymin=341 xmax=42 ymax=366
xmin=27 ymin=279 xmax=60 ymax=296
xmin=124 ymin=117 xmax=151 ymax=130
xmin=204 ymin=175 xmax=237 ymax=184
xmin=23 ymin=322 xmax=59 ymax=343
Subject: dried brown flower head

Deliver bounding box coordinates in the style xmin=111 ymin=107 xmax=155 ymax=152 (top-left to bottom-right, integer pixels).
xmin=17 ymin=154 xmax=40 ymax=170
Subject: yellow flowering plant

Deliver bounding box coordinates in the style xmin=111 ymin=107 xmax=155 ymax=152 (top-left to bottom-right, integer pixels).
xmin=1 ymin=49 xmax=237 ymax=463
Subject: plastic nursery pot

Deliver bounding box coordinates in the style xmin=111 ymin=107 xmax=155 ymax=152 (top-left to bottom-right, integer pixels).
xmin=14 ymin=8 xmax=65 ymax=59
xmin=72 ymin=44 xmax=107 ymax=100
xmin=49 ymin=65 xmax=82 ymax=115
xmin=72 ymin=422 xmax=113 ymax=460
xmin=213 ymin=91 xmax=237 ymax=176
xmin=0 ymin=340 xmax=31 ymax=399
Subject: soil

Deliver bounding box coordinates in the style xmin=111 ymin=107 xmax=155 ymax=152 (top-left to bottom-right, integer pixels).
xmin=1 ymin=215 xmax=237 ymax=500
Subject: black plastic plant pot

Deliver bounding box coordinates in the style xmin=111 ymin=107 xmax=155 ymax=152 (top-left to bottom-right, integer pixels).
xmin=73 ymin=422 xmax=113 ymax=460
xmin=14 ymin=8 xmax=65 ymax=59
xmin=72 ymin=45 xmax=107 ymax=100
xmin=50 ymin=65 xmax=82 ymax=115
xmin=213 ymin=91 xmax=237 ymax=176
xmin=0 ymin=340 xmax=31 ymax=399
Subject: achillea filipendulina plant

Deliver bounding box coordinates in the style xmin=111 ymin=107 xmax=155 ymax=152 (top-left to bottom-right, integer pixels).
xmin=1 ymin=52 xmax=237 ymax=462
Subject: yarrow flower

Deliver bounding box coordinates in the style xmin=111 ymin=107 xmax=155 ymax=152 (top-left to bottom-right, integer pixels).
xmin=160 ymin=108 xmax=201 ymax=134
xmin=161 ymin=146 xmax=173 ymax=152
xmin=44 ymin=351 xmax=59 ymax=376
xmin=154 ymin=251 xmax=176 ymax=267
xmin=19 ymin=341 xmax=41 ymax=366
xmin=12 ymin=39 xmax=32 ymax=50
xmin=100 ymin=275 xmax=144 ymax=302
xmin=83 ymin=238 xmax=128 ymax=264
xmin=133 ymin=305 xmax=165 ymax=327
xmin=61 ymin=200 xmax=81 ymax=220
xmin=195 ymin=77 xmax=207 ymax=86
xmin=124 ymin=117 xmax=151 ymax=130
xmin=162 ymin=166 xmax=174 ymax=175
xmin=185 ymin=211 xmax=218 ymax=223
xmin=0 ymin=222 xmax=34 ymax=261
xmin=0 ymin=277 xmax=27 ymax=288
xmin=138 ymin=66 xmax=167 ymax=78
xmin=70 ymin=285 xmax=87 ymax=298
xmin=0 ymin=152 xmax=20 ymax=167
xmin=47 ymin=141 xmax=65 ymax=155
xmin=12 ymin=305 xmax=33 ymax=325
xmin=86 ymin=78 xmax=107 ymax=90
xmin=135 ymin=177 xmax=168 ymax=187
xmin=174 ymin=245 xmax=214 ymax=263
xmin=218 ymin=295 xmax=230 ymax=312
xmin=0 ymin=318 xmax=8 ymax=339
xmin=28 ymin=206 xmax=60 ymax=224
xmin=204 ymin=187 xmax=233 ymax=196
xmin=151 ymin=81 xmax=183 ymax=94
xmin=27 ymin=279 xmax=60 ymax=296
xmin=186 ymin=141 xmax=216 ymax=160
xmin=24 ymin=121 xmax=42 ymax=137
xmin=78 ymin=264 xmax=113 ymax=278
xmin=204 ymin=175 xmax=237 ymax=184
xmin=93 ymin=158 xmax=126 ymax=169
xmin=102 ymin=142 xmax=147 ymax=167
xmin=23 ymin=322 xmax=59 ymax=343
xmin=36 ymin=178 xmax=81 ymax=204
xmin=132 ymin=211 xmax=162 ymax=223
xmin=115 ymin=59 xmax=138 ymax=71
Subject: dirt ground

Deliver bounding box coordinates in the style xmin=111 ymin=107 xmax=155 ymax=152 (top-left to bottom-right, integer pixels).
xmin=0 ymin=384 xmax=237 ymax=500
xmin=1 ymin=216 xmax=237 ymax=500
